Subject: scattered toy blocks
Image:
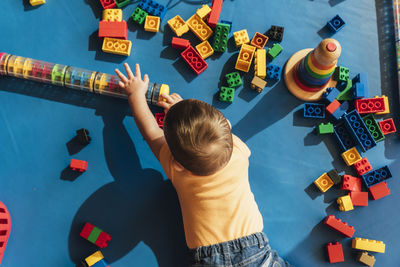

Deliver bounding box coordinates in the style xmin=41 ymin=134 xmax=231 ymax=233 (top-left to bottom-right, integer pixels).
xmin=99 ymin=21 xmax=128 ymax=39
xmin=337 ymin=195 xmax=354 ymax=211
xmin=181 ymin=46 xmax=208 ymax=75
xmin=369 ymin=181 xmax=390 ymax=200
xmin=171 ymin=37 xmax=190 ymax=50
xmin=267 ymin=43 xmax=282 ymax=60
xmin=155 ymin=112 xmax=165 ymax=128
xmin=334 ymin=121 xmax=356 ymax=151
xmin=250 ymin=32 xmax=268 ymax=49
xmin=341 ymin=175 xmax=361 ymax=192
xmin=207 ymin=0 xmax=223 ymax=28
xmin=102 ymin=9 xmax=123 ymax=22
xmin=349 ymin=191 xmax=369 ymax=206
xmin=341 ymin=147 xmax=361 ymax=166
xmin=304 ymin=103 xmax=325 ymax=118
xmin=195 ymin=40 xmax=214 ymax=59
xmin=333 ymin=66 xmax=349 ymax=82
xmin=327 ymin=242 xmax=344 ymax=263
xmin=250 ymin=76 xmax=267 ymax=93
xmin=314 ymin=173 xmax=334 ymax=192
xmin=187 ymin=14 xmax=213 ymax=41
xmin=379 ymin=118 xmax=396 ymax=135
xmin=254 ymin=49 xmax=267 ymax=79
xmin=362 ymin=166 xmax=392 ymax=188
xmin=76 ymin=128 xmax=91 ymax=145
xmin=362 ymin=114 xmax=385 ymax=142
xmin=131 ymin=7 xmax=148 ymax=25
xmin=114 ymin=0 xmax=130 ymax=8
xmin=344 ymin=110 xmax=376 ymax=152
xmin=233 ymin=29 xmax=250 ymax=47
xmin=196 ymin=5 xmax=211 ymax=20
xmin=168 ymin=15 xmax=189 ymax=36
xmin=355 ymin=97 xmax=386 ymax=114
xmin=375 ymin=95 xmax=390 ymax=115
xmin=317 ymin=123 xmax=334 ymax=135
xmin=144 ymin=15 xmax=160 ymax=32
xmin=266 ymin=64 xmax=281 ymax=80
xmin=219 ymin=87 xmax=235 ymax=103
xmin=327 ymin=14 xmax=345 ymax=32
xmin=225 ymin=72 xmax=242 ymax=87
xmin=353 ymin=157 xmax=372 ymax=176
xmin=30 ymin=0 xmax=46 ymax=5
xmin=100 ymin=0 xmax=117 ymax=9
xmin=266 ymin=25 xmax=284 ymax=42
xmin=357 ymin=252 xmax=376 ymax=267
xmin=102 ymin=37 xmax=132 ymax=56
xmin=327 ymin=169 xmax=342 ymax=184
xmin=352 ymin=238 xmax=385 ymax=253
xmin=80 ymin=222 xmax=111 ymax=248
xmin=70 ymin=159 xmax=88 ymax=172
xmin=212 ymin=23 xmax=230 ymax=52
xmin=324 ymin=215 xmax=355 ymax=237
xmin=85 ymin=251 xmax=104 ymax=266
xmin=138 ymin=0 xmax=167 ymax=20
xmin=235 ymin=44 xmax=256 ymax=72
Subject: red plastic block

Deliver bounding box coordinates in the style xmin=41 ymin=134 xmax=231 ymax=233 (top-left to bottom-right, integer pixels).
xmin=100 ymin=0 xmax=116 ymax=9
xmin=327 ymin=242 xmax=344 ymax=263
xmin=324 ymin=215 xmax=355 ymax=237
xmin=207 ymin=0 xmax=223 ymax=28
xmin=0 ymin=202 xmax=11 ymax=265
xmin=353 ymin=157 xmax=372 ymax=176
xmin=341 ymin=175 xmax=361 ymax=192
xmin=369 ymin=181 xmax=390 ymax=200
xmin=99 ymin=21 xmax=127 ymax=39
xmin=326 ymin=99 xmax=340 ymax=115
xmin=171 ymin=37 xmax=190 ymax=50
xmin=95 ymin=231 xmax=112 ymax=248
xmin=70 ymin=159 xmax=88 ymax=172
xmin=181 ymin=46 xmax=208 ymax=75
xmin=80 ymin=222 xmax=95 ymax=239
xmin=349 ymin=191 xmax=368 ymax=206
xmin=379 ymin=118 xmax=396 ymax=135
xmin=155 ymin=112 xmax=165 ymax=128
xmin=355 ymin=97 xmax=386 ymax=114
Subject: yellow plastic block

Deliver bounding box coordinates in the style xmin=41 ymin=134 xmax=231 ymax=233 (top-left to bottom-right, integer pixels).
xmin=352 ymin=238 xmax=385 ymax=253
xmin=235 ymin=44 xmax=256 ymax=72
xmin=195 ymin=40 xmax=214 ymax=59
xmin=144 ymin=15 xmax=160 ymax=32
xmin=375 ymin=95 xmax=389 ymax=115
xmin=341 ymin=147 xmax=362 ymax=166
xmin=85 ymin=251 xmax=104 ymax=266
xmin=167 ymin=15 xmax=189 ymax=37
xmin=186 ymin=14 xmax=213 ymax=41
xmin=30 ymin=0 xmax=45 ymax=6
xmin=102 ymin=37 xmax=132 ymax=56
xmin=313 ymin=173 xmax=334 ymax=192
xmin=233 ymin=29 xmax=250 ymax=47
xmin=22 ymin=58 xmax=33 ymax=79
xmin=337 ymin=195 xmax=354 ymax=211
xmin=251 ymin=76 xmax=267 ymax=93
xmin=196 ymin=5 xmax=212 ymax=20
xmin=357 ymin=252 xmax=376 ymax=267
xmin=102 ymin=9 xmax=123 ymax=22
xmin=254 ymin=49 xmax=266 ymax=79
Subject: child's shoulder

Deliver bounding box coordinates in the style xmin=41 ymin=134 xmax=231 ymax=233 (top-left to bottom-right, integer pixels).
xmin=232 ymin=135 xmax=251 ymax=158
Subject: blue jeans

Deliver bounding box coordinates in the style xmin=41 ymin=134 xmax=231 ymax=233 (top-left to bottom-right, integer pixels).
xmin=188 ymin=232 xmax=293 ymax=267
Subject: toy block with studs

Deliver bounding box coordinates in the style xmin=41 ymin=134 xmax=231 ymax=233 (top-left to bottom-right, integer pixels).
xmin=219 ymin=87 xmax=235 ymax=103
xmin=327 ymin=169 xmax=342 ymax=184
xmin=76 ymin=128 xmax=91 ymax=145
xmin=250 ymin=32 xmax=268 ymax=49
xmin=341 ymin=147 xmax=361 ymax=166
xmin=333 ymin=66 xmax=349 ymax=82
xmin=114 ymin=0 xmax=130 ymax=8
xmin=379 ymin=118 xmax=396 ymax=135
xmin=317 ymin=123 xmax=334 ymax=135
xmin=155 ymin=112 xmax=165 ymax=128
xmin=369 ymin=181 xmax=390 ymax=200
xmin=98 ymin=20 xmax=128 ymax=39
xmin=267 ymin=43 xmax=282 ymax=60
xmin=254 ymin=49 xmax=266 ymax=79
xmin=304 ymin=103 xmax=325 ymax=118
xmin=341 ymin=175 xmax=361 ymax=192
xmin=314 ymin=173 xmax=334 ymax=192
xmin=250 ymin=76 xmax=267 ymax=93
xmin=100 ymin=0 xmax=116 ymax=9
xmin=327 ymin=14 xmax=345 ymax=32
xmin=353 ymin=157 xmax=372 ymax=176
xmin=330 ymin=101 xmax=348 ymax=120
xmin=324 ymin=215 xmax=355 ymax=237
xmin=171 ymin=37 xmax=190 ymax=50
xmin=344 ymin=110 xmax=376 ymax=152
xmin=233 ymin=29 xmax=250 ymax=47
xmin=362 ymin=114 xmax=385 ymax=142
xmin=362 ymin=166 xmax=392 ymax=188
xmin=266 ymin=64 xmax=281 ymax=80
xmin=337 ymin=195 xmax=354 ymax=211
xmin=102 ymin=37 xmax=132 ymax=56
xmin=187 ymin=14 xmax=213 ymax=41
xmin=196 ymin=5 xmax=211 ymax=20
xmin=220 ymin=20 xmax=232 ymax=32
xmin=212 ymin=23 xmax=230 ymax=52
xmin=138 ymin=0 xmax=167 ymax=20
xmin=225 ymin=72 xmax=242 ymax=87
xmin=352 ymin=238 xmax=385 ymax=253
xmin=235 ymin=44 xmax=256 ymax=72
xmin=131 ymin=7 xmax=148 ymax=25
xmin=168 ymin=15 xmax=189 ymax=36
xmin=144 ymin=15 xmax=160 ymax=32
xmin=375 ymin=95 xmax=390 ymax=115
xmin=195 ymin=40 xmax=214 ymax=59
xmin=102 ymin=9 xmax=122 ymax=22
xmin=357 ymin=252 xmax=376 ymax=267
xmin=181 ymin=46 xmax=208 ymax=75
xmin=70 ymin=159 xmax=88 ymax=172
xmin=80 ymin=222 xmax=111 ymax=248
xmin=334 ymin=121 xmax=356 ymax=151
xmin=327 ymin=242 xmax=344 ymax=263
xmin=266 ymin=25 xmax=284 ymax=42
xmin=355 ymin=97 xmax=386 ymax=114
xmin=349 ymin=191 xmax=368 ymax=206
xmin=207 ymin=0 xmax=223 ymax=28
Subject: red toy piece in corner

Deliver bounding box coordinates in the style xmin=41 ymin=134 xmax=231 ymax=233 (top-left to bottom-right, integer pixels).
xmin=99 ymin=21 xmax=128 ymax=40
xmin=0 ymin=202 xmax=11 ymax=265
xmin=324 ymin=215 xmax=355 ymax=238
xmin=369 ymin=181 xmax=390 ymax=200
xmin=155 ymin=112 xmax=165 ymax=128
xmin=171 ymin=37 xmax=191 ymax=50
xmin=326 ymin=99 xmax=341 ymax=115
xmin=327 ymin=242 xmax=344 ymax=263
xmin=379 ymin=118 xmax=396 ymax=135
xmin=349 ymin=191 xmax=368 ymax=206
xmin=353 ymin=157 xmax=372 ymax=176
xmin=70 ymin=159 xmax=88 ymax=172
xmin=181 ymin=46 xmax=208 ymax=75
xmin=341 ymin=175 xmax=361 ymax=192
xmin=207 ymin=0 xmax=223 ymax=28
xmin=100 ymin=0 xmax=116 ymax=9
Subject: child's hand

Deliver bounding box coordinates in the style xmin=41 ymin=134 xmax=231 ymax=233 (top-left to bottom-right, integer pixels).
xmin=115 ymin=63 xmax=149 ymax=97
xmin=157 ymin=93 xmax=183 ymax=113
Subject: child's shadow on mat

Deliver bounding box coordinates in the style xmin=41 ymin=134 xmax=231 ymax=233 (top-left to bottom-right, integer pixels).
xmin=67 ymin=107 xmax=187 ymax=266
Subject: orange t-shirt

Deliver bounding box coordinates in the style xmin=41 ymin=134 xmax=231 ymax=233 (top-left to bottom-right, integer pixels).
xmin=159 ymin=135 xmax=264 ymax=249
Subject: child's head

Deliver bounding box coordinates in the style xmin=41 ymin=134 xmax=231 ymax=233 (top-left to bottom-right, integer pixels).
xmin=163 ymin=99 xmax=233 ymax=176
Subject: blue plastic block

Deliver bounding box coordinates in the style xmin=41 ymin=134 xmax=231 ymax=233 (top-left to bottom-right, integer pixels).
xmin=344 ymin=110 xmax=376 ymax=152
xmin=266 ymin=64 xmax=281 ymax=80
xmin=330 ymin=101 xmax=348 ymax=120
xmin=138 ymin=0 xmax=167 ymax=20
xmin=333 ymin=121 xmax=356 ymax=151
xmin=322 ymin=87 xmax=340 ymax=103
xmin=304 ymin=103 xmax=325 ymax=118
xmin=327 ymin=15 xmax=345 ymax=32
xmin=92 ymin=259 xmax=109 ymax=267
xmin=220 ymin=20 xmax=232 ymax=32
xmin=352 ymin=73 xmax=368 ymax=99
xmin=362 ymin=166 xmax=392 ymax=188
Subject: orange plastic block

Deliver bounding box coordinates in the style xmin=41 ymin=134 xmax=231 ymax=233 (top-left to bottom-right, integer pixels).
xmin=357 ymin=252 xmax=376 ymax=267
xmin=353 ymin=157 xmax=372 ymax=175
xmin=102 ymin=37 xmax=132 ymax=56
xmin=341 ymin=147 xmax=362 ymax=166
xmin=369 ymin=181 xmax=390 ymax=200
xmin=250 ymin=32 xmax=268 ymax=49
xmin=341 ymin=175 xmax=361 ymax=192
xmin=196 ymin=5 xmax=211 ymax=20
xmin=102 ymin=9 xmax=123 ymax=22
xmin=144 ymin=15 xmax=160 ymax=32
xmin=314 ymin=173 xmax=334 ymax=192
xmin=254 ymin=49 xmax=266 ymax=79
xmin=167 ymin=15 xmax=189 ymax=37
xmin=349 ymin=191 xmax=368 ymax=206
xmin=352 ymin=238 xmax=385 ymax=253
xmin=186 ymin=14 xmax=213 ymax=41
xmin=326 ymin=99 xmax=341 ymax=114
xmin=30 ymin=0 xmax=45 ymax=5
xmin=337 ymin=195 xmax=354 ymax=211
xmin=98 ymin=20 xmax=128 ymax=39
xmin=324 ymin=215 xmax=355 ymax=237
xmin=235 ymin=44 xmax=256 ymax=72
xmin=233 ymin=29 xmax=250 ymax=47
xmin=70 ymin=159 xmax=88 ymax=172
xmin=195 ymin=40 xmax=214 ymax=59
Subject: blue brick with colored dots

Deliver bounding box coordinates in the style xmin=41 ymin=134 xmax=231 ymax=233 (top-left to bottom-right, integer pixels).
xmin=331 ymin=101 xmax=348 ymax=120
xmin=322 ymin=87 xmax=340 ymax=103
xmin=138 ymin=0 xmax=167 ymax=20
xmin=362 ymin=166 xmax=392 ymax=188
xmin=327 ymin=14 xmax=345 ymax=32
xmin=344 ymin=110 xmax=376 ymax=152
xmin=266 ymin=64 xmax=281 ymax=80
xmin=303 ymin=103 xmax=325 ymax=118
xmin=333 ymin=121 xmax=356 ymax=151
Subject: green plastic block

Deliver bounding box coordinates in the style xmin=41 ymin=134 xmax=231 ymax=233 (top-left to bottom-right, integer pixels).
xmin=334 ymin=66 xmax=349 ymax=82
xmin=225 ymin=71 xmax=242 ymax=87
xmin=115 ymin=0 xmax=131 ymax=8
xmin=51 ymin=64 xmax=67 ymax=85
xmin=317 ymin=123 xmax=334 ymax=135
xmin=131 ymin=7 xmax=148 ymax=25
xmin=212 ymin=23 xmax=230 ymax=52
xmin=337 ymin=79 xmax=353 ymax=101
xmin=87 ymin=227 xmax=102 ymax=244
xmin=267 ymin=43 xmax=282 ymax=60
xmin=219 ymin=87 xmax=235 ymax=103
xmin=362 ymin=114 xmax=385 ymax=142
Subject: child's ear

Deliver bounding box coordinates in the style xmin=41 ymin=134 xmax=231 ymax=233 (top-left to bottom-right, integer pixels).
xmin=226 ymin=119 xmax=232 ymax=129
xmin=172 ymin=159 xmax=185 ymax=172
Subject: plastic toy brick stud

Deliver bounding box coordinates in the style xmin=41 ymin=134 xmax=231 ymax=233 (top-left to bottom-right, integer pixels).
xmin=317 ymin=123 xmax=334 ymax=135
xmin=70 ymin=159 xmax=88 ymax=172
xmin=100 ymin=0 xmax=117 ymax=9
xmin=99 ymin=21 xmax=128 ymax=39
xmin=196 ymin=5 xmax=212 ymax=20
xmin=327 ymin=15 xmax=345 ymax=32
xmin=326 ymin=242 xmax=344 ymax=263
xmin=333 ymin=66 xmax=349 ymax=82
xmin=303 ymin=103 xmax=325 ymax=118
xmin=352 ymin=238 xmax=385 ymax=253
xmin=266 ymin=25 xmax=284 ymax=42
xmin=138 ymin=0 xmax=167 ymax=20
xmin=337 ymin=195 xmax=354 ymax=211
xmin=379 ymin=118 xmax=396 ymax=135
xmin=254 ymin=49 xmax=267 ymax=79
xmin=362 ymin=166 xmax=392 ymax=188
xmin=235 ymin=44 xmax=256 ymax=72
xmin=250 ymin=32 xmax=269 ymax=49
xmin=266 ymin=64 xmax=281 ymax=80
xmin=341 ymin=175 xmax=361 ymax=192
xmin=102 ymin=37 xmax=132 ymax=56
xmin=195 ymin=41 xmax=214 ymax=59
xmin=212 ymin=23 xmax=230 ymax=52
xmin=167 ymin=15 xmax=189 ymax=37
xmin=154 ymin=112 xmax=165 ymax=128
xmin=130 ymin=7 xmax=148 ymax=25
xmin=80 ymin=222 xmax=111 ymax=248
xmin=207 ymin=0 xmax=223 ymax=28
xmin=30 ymin=0 xmax=46 ymax=6
xmin=186 ymin=14 xmax=213 ymax=41
xmin=353 ymin=157 xmax=372 ymax=176
xmin=362 ymin=114 xmax=385 ymax=142
xmin=250 ymin=76 xmax=267 ymax=93
xmin=357 ymin=252 xmax=376 ymax=267
xmin=0 ymin=202 xmax=11 ymax=265
xmin=324 ymin=215 xmax=355 ymax=237
xmin=349 ymin=191 xmax=368 ymax=206
xmin=181 ymin=46 xmax=208 ymax=75
xmin=102 ymin=9 xmax=123 ymax=22
xmin=267 ymin=43 xmax=283 ymax=60
xmin=233 ymin=29 xmax=250 ymax=47
xmin=355 ymin=97 xmax=385 ymax=114
xmin=369 ymin=181 xmax=390 ymax=200
xmin=314 ymin=173 xmax=334 ymax=192
xmin=341 ymin=147 xmax=361 ymax=166
xmin=171 ymin=37 xmax=190 ymax=50
xmin=375 ymin=95 xmax=390 ymax=115
xmin=225 ymin=72 xmax=242 ymax=88
xmin=76 ymin=128 xmax=91 ymax=145
xmin=219 ymin=87 xmax=235 ymax=103
xmin=344 ymin=110 xmax=376 ymax=152
xmin=327 ymin=169 xmax=341 ymax=184
xmin=144 ymin=15 xmax=160 ymax=32
xmin=85 ymin=251 xmax=104 ymax=267
xmin=114 ymin=0 xmax=130 ymax=8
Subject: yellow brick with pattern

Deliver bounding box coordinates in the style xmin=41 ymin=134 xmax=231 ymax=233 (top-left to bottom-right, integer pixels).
xmin=30 ymin=0 xmax=45 ymax=6
xmin=196 ymin=5 xmax=212 ymax=20
xmin=341 ymin=147 xmax=361 ymax=166
xmin=337 ymin=195 xmax=354 ymax=211
xmin=85 ymin=251 xmax=104 ymax=266
xmin=352 ymin=238 xmax=385 ymax=253
xmin=186 ymin=14 xmax=213 ymax=41
xmin=102 ymin=37 xmax=132 ymax=56
xmin=233 ymin=29 xmax=250 ymax=47
xmin=102 ymin=9 xmax=123 ymax=22
xmin=254 ymin=49 xmax=266 ymax=79
xmin=168 ymin=15 xmax=189 ymax=37
xmin=235 ymin=44 xmax=256 ymax=72
xmin=375 ymin=95 xmax=389 ymax=115
xmin=144 ymin=15 xmax=160 ymax=32
xmin=195 ymin=40 xmax=214 ymax=59
xmin=313 ymin=173 xmax=334 ymax=192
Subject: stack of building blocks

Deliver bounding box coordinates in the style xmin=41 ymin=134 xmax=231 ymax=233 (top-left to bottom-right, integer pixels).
xmin=76 ymin=128 xmax=91 ymax=145
xmin=327 ymin=242 xmax=344 ymax=263
xmin=196 ymin=5 xmax=211 ymax=20
xmin=266 ymin=64 xmax=281 ymax=80
xmin=187 ymin=14 xmax=213 ymax=41
xmin=250 ymin=76 xmax=267 ymax=93
xmin=352 ymin=238 xmax=386 ymax=253
xmin=219 ymin=87 xmax=235 ymax=103
xmin=304 ymin=103 xmax=325 ymax=118
xmin=267 ymin=43 xmax=283 ymax=60
xmin=341 ymin=175 xmax=361 ymax=192
xmin=181 ymin=46 xmax=208 ymax=75
xmin=212 ymin=23 xmax=230 ymax=52
xmin=30 ymin=0 xmax=45 ymax=6
xmin=324 ymin=215 xmax=355 ymax=237
xmin=195 ymin=41 xmax=214 ymax=59
xmin=235 ymin=44 xmax=256 ymax=72
xmin=314 ymin=173 xmax=334 ymax=192
xmin=154 ymin=112 xmax=165 ymax=128
xmin=341 ymin=147 xmax=362 ymax=166
xmin=379 ymin=118 xmax=396 ymax=135
xmin=327 ymin=14 xmax=346 ymax=32
xmin=233 ymin=30 xmax=250 ymax=47
xmin=362 ymin=166 xmax=392 ymax=187
xmin=100 ymin=0 xmax=116 ymax=9
xmin=266 ymin=25 xmax=284 ymax=42
xmin=168 ymin=15 xmax=189 ymax=36
xmin=171 ymin=37 xmax=190 ymax=50
xmin=225 ymin=72 xmax=242 ymax=88
xmin=317 ymin=123 xmax=334 ymax=135
xmin=138 ymin=0 xmax=167 ymax=20
xmin=207 ymin=0 xmax=223 ymax=28
xmin=102 ymin=37 xmax=132 ymax=56
xmin=362 ymin=114 xmax=385 ymax=142
xmin=70 ymin=159 xmax=88 ymax=172
xmin=344 ymin=110 xmax=376 ymax=152
xmin=131 ymin=7 xmax=148 ymax=25
xmin=355 ymin=97 xmax=386 ymax=114
xmin=333 ymin=66 xmax=349 ymax=82
xmin=357 ymin=252 xmax=376 ymax=267
xmin=349 ymin=191 xmax=368 ymax=206
xmin=144 ymin=15 xmax=160 ymax=32
xmin=80 ymin=222 xmax=112 ymax=248
xmin=254 ymin=49 xmax=266 ymax=79
xmin=369 ymin=181 xmax=390 ymax=200
xmin=337 ymin=195 xmax=354 ymax=211
xmin=353 ymin=157 xmax=372 ymax=176
xmin=250 ymin=32 xmax=268 ymax=49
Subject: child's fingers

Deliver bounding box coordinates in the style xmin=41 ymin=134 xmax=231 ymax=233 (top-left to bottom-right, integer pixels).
xmin=156 ymin=101 xmax=170 ymax=109
xmin=134 ymin=64 xmax=141 ymax=79
xmin=170 ymin=93 xmax=182 ymax=101
xmin=143 ymin=74 xmax=149 ymax=83
xmin=161 ymin=93 xmax=174 ymax=103
xmin=118 ymin=81 xmax=125 ymax=88
xmin=115 ymin=69 xmax=128 ymax=83
xmin=124 ymin=63 xmax=134 ymax=79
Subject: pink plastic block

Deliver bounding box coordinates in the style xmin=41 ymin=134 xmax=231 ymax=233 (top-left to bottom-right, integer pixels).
xmin=181 ymin=46 xmax=208 ymax=75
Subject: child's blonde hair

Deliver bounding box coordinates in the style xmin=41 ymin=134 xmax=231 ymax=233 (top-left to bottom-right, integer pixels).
xmin=163 ymin=99 xmax=233 ymax=176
